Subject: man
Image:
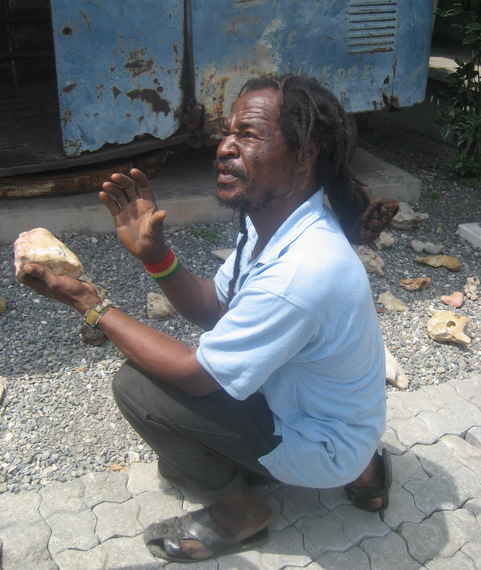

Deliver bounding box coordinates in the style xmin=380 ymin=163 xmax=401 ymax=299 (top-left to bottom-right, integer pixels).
xmin=19 ymin=74 xmax=398 ymax=563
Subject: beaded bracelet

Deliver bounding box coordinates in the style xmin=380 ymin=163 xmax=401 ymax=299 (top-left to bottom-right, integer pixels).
xmin=143 ymin=248 xmax=180 ymax=282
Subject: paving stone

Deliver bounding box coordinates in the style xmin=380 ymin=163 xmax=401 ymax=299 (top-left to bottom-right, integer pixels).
xmin=424 ymin=550 xmax=476 ymax=569
xmin=135 ymin=488 xmax=184 ymax=527
xmin=460 ymin=541 xmax=481 ymax=567
xmin=465 ymin=426 xmax=481 ymax=450
xmin=94 ymin=497 xmax=143 ymax=542
xmin=360 ymin=531 xmax=420 ymax=569
xmin=418 ymin=400 xmax=481 ymax=439
xmin=39 ymin=478 xmax=87 ymax=518
xmin=386 ymin=395 xmax=413 ymax=421
xmin=463 ymin=498 xmax=481 ymax=525
xmin=382 ymin=482 xmax=425 ymax=530
xmin=296 ymin=512 xmax=353 ymax=559
xmin=392 ymin=451 xmax=429 ymax=486
xmin=390 ymin=389 xmax=440 ymax=417
xmin=102 ymin=535 xmax=162 ymax=569
xmin=388 ymin=416 xmax=438 ymax=449
xmin=127 ymin=461 xmax=173 ymax=495
xmin=53 ymin=544 xmax=108 ymax=569
xmin=422 ymin=383 xmax=461 ymax=408
xmin=47 ymin=510 xmax=99 ymax=556
xmin=399 ymin=509 xmax=480 ymax=565
xmin=307 ymin=546 xmax=370 ymax=570
xmin=0 ymin=520 xmax=53 ymax=568
xmin=266 ymin=485 xmax=328 ymax=530
xmin=333 ymin=505 xmax=390 ymax=542
xmin=451 ymin=374 xmax=481 ymax=408
xmin=439 ymin=434 xmax=481 ymax=481
xmin=81 ymin=471 xmax=131 ymax=508
xmin=0 ymin=490 xmax=43 ymax=530
xmin=318 ymin=486 xmax=350 ymax=511
xmin=380 ymin=426 xmax=407 ymax=454
xmin=257 ymin=526 xmax=311 ymax=569
xmin=406 ymin=440 xmax=481 ymax=514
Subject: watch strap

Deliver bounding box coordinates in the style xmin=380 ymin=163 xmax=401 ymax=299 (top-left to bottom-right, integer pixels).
xmin=84 ymin=299 xmax=113 ymax=328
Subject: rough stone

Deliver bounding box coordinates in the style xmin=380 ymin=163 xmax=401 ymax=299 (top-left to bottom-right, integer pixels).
xmin=427 ymin=309 xmax=471 ymax=345
xmin=358 ymin=245 xmax=385 ymax=276
xmin=377 ymin=291 xmax=409 ymax=312
xmin=414 ymin=254 xmax=462 ymax=272
xmin=466 ymin=426 xmax=481 ymax=450
xmin=464 ymin=276 xmax=479 ymax=300
xmin=440 ymin=291 xmax=464 ymax=308
xmin=399 ymin=277 xmax=431 ymax=291
xmin=385 ymin=345 xmax=409 ymax=389
xmin=14 ymin=227 xmax=84 ymax=279
xmin=147 ymin=291 xmax=176 ymax=320
xmin=391 ymin=202 xmax=428 ymax=230
xmin=375 ymin=231 xmax=396 ymax=249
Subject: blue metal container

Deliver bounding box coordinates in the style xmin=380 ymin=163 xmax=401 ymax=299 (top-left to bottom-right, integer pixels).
xmin=49 ymin=0 xmax=433 ymax=157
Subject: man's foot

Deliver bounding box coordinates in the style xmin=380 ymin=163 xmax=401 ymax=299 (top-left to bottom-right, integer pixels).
xmin=344 ymin=448 xmax=392 ymax=513
xmin=144 ymin=484 xmax=271 ymax=562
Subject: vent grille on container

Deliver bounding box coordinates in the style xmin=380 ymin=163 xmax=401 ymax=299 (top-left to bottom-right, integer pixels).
xmin=347 ymin=1 xmax=398 ymax=55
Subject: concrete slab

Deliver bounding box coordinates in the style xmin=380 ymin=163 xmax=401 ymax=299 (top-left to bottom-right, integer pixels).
xmin=0 ymin=148 xmax=420 ymax=245
xmin=458 ymin=222 xmax=481 ymax=249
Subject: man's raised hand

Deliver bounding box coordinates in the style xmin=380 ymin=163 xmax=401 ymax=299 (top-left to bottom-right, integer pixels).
xmin=100 ymin=169 xmax=168 ymax=264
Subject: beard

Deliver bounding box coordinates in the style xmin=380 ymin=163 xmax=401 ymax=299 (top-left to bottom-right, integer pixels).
xmin=213 ymin=158 xmax=277 ymax=212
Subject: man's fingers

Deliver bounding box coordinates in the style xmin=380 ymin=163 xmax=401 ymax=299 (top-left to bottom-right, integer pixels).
xmin=99 ymin=190 xmax=121 ymax=217
xmin=151 ymin=209 xmax=167 ymax=228
xmin=129 ymin=168 xmax=154 ymax=201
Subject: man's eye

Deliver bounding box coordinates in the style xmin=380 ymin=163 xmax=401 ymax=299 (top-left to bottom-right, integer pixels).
xmin=244 ymin=132 xmax=256 ymax=139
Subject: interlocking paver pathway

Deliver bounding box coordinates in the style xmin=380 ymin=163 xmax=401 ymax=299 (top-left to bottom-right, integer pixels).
xmin=1 ymin=374 xmax=480 ymax=569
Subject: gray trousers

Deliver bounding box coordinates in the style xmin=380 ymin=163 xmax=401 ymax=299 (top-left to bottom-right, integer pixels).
xmin=112 ymin=361 xmax=282 ymax=502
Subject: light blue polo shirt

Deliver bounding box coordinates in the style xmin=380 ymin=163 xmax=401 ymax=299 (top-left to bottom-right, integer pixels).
xmin=196 ymin=189 xmax=386 ymax=488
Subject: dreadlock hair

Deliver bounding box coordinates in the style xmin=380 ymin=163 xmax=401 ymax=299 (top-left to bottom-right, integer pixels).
xmin=223 ymin=73 xmax=399 ymax=311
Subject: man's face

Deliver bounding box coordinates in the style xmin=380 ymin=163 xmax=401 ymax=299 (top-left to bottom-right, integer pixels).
xmin=215 ymin=88 xmax=298 ymax=212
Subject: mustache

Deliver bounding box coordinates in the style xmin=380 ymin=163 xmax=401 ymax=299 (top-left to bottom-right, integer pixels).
xmin=213 ymin=159 xmax=249 ymax=182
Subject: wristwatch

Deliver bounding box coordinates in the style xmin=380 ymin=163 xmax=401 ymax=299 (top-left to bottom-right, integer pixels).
xmin=84 ymin=299 xmax=114 ymax=328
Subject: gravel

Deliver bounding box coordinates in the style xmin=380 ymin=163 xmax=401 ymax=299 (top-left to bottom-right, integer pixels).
xmin=1 ymin=114 xmax=480 ymax=495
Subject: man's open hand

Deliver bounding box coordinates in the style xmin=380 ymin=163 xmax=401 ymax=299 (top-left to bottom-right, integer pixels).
xmin=100 ymin=169 xmax=168 ymax=264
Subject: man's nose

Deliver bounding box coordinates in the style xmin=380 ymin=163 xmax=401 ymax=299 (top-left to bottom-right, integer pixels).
xmin=217 ymin=135 xmax=240 ymax=159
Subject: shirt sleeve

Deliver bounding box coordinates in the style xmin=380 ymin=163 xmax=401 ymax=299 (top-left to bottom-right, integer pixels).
xmin=196 ymin=285 xmax=321 ymax=400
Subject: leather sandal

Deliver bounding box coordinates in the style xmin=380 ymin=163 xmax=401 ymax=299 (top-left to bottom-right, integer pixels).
xmin=344 ymin=448 xmax=392 ymax=514
xmin=144 ymin=506 xmax=268 ymax=562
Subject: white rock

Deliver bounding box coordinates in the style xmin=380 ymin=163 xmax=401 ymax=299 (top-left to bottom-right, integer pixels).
xmin=391 ymin=203 xmax=429 ymax=230
xmin=14 ymin=227 xmax=84 ymax=279
xmin=147 ymin=292 xmax=175 ymax=320
xmin=375 ymin=231 xmax=395 ymax=249
xmin=358 ymin=245 xmax=385 ymax=276
xmin=378 ymin=291 xmax=409 ymax=312
xmin=384 ymin=345 xmax=409 ymax=389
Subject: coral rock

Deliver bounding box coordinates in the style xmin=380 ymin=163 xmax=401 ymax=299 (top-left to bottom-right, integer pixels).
xmin=384 ymin=345 xmax=409 ymax=389
xmin=391 ymin=203 xmax=429 ymax=230
xmin=14 ymin=228 xmax=84 ymax=279
xmin=375 ymin=231 xmax=395 ymax=249
xmin=427 ymin=309 xmax=471 ymax=345
xmin=357 ymin=245 xmax=385 ymax=276
xmin=464 ymin=276 xmax=479 ymax=301
xmin=399 ymin=277 xmax=431 ymax=291
xmin=414 ymin=254 xmax=461 ymax=272
xmin=147 ymin=292 xmax=175 ymax=320
xmin=377 ymin=291 xmax=409 ymax=312
xmin=441 ymin=292 xmax=464 ymax=308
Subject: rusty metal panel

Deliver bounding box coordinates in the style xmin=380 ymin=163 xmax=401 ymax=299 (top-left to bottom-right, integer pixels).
xmin=192 ymin=0 xmax=433 ymax=135
xmin=50 ymin=0 xmax=184 ymax=157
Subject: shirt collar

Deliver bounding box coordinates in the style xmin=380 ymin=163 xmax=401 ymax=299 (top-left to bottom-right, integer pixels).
xmin=246 ymin=188 xmax=326 ymax=264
